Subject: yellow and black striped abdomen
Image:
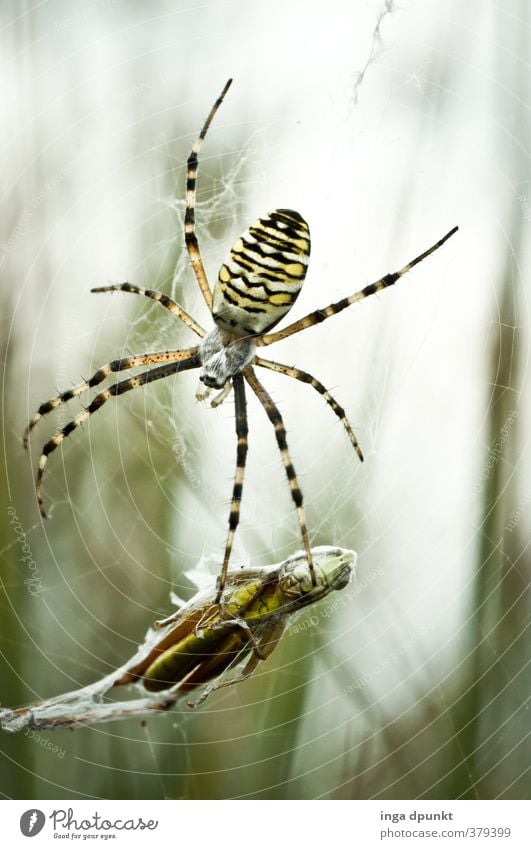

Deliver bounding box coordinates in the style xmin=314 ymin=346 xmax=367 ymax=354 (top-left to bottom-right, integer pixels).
xmin=212 ymin=209 xmax=310 ymax=335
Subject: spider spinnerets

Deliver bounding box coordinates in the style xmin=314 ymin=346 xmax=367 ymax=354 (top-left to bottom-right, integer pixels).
xmin=24 ymin=78 xmax=458 ymax=598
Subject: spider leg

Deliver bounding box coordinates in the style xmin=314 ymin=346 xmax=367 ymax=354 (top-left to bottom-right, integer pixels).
xmin=184 ymin=79 xmax=233 ymax=310
xmin=23 ymin=347 xmax=199 ymax=447
xmin=195 ymin=382 xmax=211 ymax=402
xmin=257 ymin=226 xmax=458 ymax=346
xmin=210 ymin=381 xmax=233 ymax=408
xmin=206 ymin=616 xmax=267 ymax=657
xmin=217 ymin=374 xmax=248 ymax=601
xmin=91 ymin=283 xmax=205 ymax=337
xmin=254 ymin=356 xmax=364 ymax=461
xmin=189 ymin=654 xmax=259 ymax=708
xmin=244 ymin=366 xmax=316 ymax=586
xmin=34 ymin=352 xmax=201 ymax=517
xmin=195 ymin=380 xmax=233 ymax=406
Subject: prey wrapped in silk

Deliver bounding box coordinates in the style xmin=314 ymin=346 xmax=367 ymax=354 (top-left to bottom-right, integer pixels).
xmin=0 ymin=547 xmax=355 ymax=732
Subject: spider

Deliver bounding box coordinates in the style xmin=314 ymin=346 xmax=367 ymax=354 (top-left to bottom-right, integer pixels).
xmin=24 ymin=79 xmax=458 ymax=599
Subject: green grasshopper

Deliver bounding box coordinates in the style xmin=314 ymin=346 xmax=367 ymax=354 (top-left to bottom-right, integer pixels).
xmin=115 ymin=546 xmax=355 ymax=707
xmin=0 ymin=547 xmax=355 ymax=732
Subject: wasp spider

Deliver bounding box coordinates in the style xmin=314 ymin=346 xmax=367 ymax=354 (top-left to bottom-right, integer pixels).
xmin=24 ymin=79 xmax=458 ymax=598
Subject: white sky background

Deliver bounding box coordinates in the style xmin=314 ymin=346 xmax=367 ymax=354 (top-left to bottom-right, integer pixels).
xmin=2 ymin=0 xmax=530 ymax=759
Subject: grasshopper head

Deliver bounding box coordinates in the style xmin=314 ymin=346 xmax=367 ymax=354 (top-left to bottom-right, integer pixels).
xmin=279 ymin=547 xmax=356 ymax=601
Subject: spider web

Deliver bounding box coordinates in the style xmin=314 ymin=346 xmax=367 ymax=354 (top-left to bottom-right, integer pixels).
xmin=2 ymin=0 xmax=530 ymax=804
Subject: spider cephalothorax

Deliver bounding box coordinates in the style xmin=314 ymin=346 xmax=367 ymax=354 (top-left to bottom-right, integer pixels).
xmin=24 ymin=79 xmax=457 ymax=598
xmin=198 ymin=328 xmax=256 ymax=390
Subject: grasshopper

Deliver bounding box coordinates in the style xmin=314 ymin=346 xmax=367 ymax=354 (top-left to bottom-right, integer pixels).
xmin=0 ymin=547 xmax=355 ymax=732
xmin=115 ymin=546 xmax=355 ymax=707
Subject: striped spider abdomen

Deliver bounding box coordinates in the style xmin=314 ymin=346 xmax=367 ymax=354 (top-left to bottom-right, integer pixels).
xmin=212 ymin=209 xmax=311 ymax=336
